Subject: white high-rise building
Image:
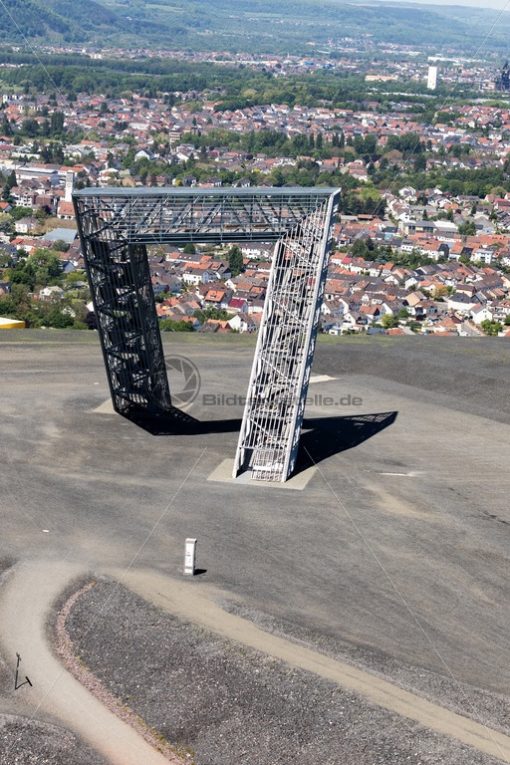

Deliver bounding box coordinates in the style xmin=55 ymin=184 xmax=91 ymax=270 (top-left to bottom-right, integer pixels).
xmin=64 ymin=171 xmax=74 ymax=203
xmin=427 ymin=65 xmax=438 ymax=91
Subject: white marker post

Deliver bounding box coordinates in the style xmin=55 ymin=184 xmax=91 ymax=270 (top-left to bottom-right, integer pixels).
xmin=184 ymin=538 xmax=197 ymax=576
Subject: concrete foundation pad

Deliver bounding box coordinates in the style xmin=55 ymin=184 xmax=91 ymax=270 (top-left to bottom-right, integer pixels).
xmin=91 ymin=399 xmax=116 ymax=414
xmin=207 ymin=458 xmax=317 ymax=491
xmin=309 ymin=374 xmax=336 ymax=384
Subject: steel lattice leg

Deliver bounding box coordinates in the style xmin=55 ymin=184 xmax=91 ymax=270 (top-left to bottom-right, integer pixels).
xmin=83 ymin=238 xmax=171 ymax=415
xmin=233 ymin=196 xmax=335 ymax=482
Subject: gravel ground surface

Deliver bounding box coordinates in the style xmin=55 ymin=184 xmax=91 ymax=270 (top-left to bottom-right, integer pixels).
xmin=222 ymin=601 xmax=510 ymax=738
xmin=65 ymin=579 xmax=504 ymax=765
xmin=0 ymin=714 xmax=106 ymax=765
xmin=4 ymin=334 xmax=510 ymax=763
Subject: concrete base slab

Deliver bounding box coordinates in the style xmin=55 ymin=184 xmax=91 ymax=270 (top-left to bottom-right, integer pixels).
xmin=309 ymin=374 xmax=336 ymax=384
xmin=208 ymin=458 xmax=317 ymax=491
xmin=91 ymin=399 xmax=116 ymax=414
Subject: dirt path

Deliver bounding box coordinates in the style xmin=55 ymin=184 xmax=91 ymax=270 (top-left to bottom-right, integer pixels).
xmin=112 ymin=567 xmax=510 ymax=765
xmin=0 ymin=561 xmax=175 ymax=765
xmin=3 ymin=558 xmax=510 ymax=764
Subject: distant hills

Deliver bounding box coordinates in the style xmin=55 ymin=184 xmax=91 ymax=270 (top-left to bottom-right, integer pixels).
xmin=1 ymin=0 xmax=510 ymax=54
xmin=0 ymin=0 xmax=119 ymax=41
xmin=0 ymin=0 xmax=164 ymax=44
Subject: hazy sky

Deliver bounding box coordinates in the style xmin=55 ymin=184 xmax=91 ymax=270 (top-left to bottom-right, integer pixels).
xmin=377 ymin=0 xmax=510 ymax=9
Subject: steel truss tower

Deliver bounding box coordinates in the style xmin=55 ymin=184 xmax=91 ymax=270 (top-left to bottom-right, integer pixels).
xmin=74 ymin=187 xmax=340 ymax=481
xmin=233 ymin=193 xmax=336 ymax=481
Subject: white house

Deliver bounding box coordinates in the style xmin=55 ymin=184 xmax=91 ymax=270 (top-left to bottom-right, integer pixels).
xmin=39 ymin=285 xmax=64 ymax=300
xmin=447 ymin=293 xmax=478 ymax=314
xmin=470 ymin=305 xmax=493 ymax=325
xmin=182 ymin=269 xmax=212 ymax=286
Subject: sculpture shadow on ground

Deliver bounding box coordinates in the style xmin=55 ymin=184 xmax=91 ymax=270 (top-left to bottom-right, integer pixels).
xmin=121 ymin=406 xmax=242 ymax=435
xmin=121 ymin=407 xmax=398 ymax=474
xmin=294 ymin=410 xmax=398 ymax=475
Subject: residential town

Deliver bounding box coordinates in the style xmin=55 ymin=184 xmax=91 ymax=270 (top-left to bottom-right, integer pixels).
xmin=6 ymin=3 xmax=510 ymax=764
xmin=3 ymin=45 xmax=510 ymax=336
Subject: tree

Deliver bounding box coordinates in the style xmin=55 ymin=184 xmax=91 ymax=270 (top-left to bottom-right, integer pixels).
xmin=271 ymin=168 xmax=285 ymax=187
xmin=35 ymin=208 xmax=48 ymax=224
xmin=458 ymin=220 xmax=476 ymax=237
xmin=41 ymin=142 xmax=65 ymax=164
xmin=228 ymin=245 xmax=244 ymax=277
xmin=194 ymin=306 xmax=229 ymax=323
xmin=381 ymin=314 xmax=397 ymax=329
xmin=1 ymin=115 xmax=12 ymax=136
xmin=2 ymin=283 xmax=33 ymax=323
xmin=386 ymin=132 xmax=423 ymax=157
xmin=481 ymin=319 xmax=502 ymax=336
xmin=351 ymin=238 xmax=369 ymax=258
xmin=9 ymin=207 xmax=34 ymax=225
xmin=6 ymin=170 xmax=16 ymax=189
xmin=0 ymin=212 xmax=13 ymax=236
xmin=21 ymin=118 xmax=39 ymax=137
xmin=11 ymin=262 xmax=35 ymax=289
xmin=12 ymin=249 xmax=63 ymax=289
xmin=52 ymin=240 xmax=70 ymax=253
xmin=44 ymin=305 xmax=74 ymax=329
xmin=0 ymin=251 xmax=13 ymax=269
xmin=414 ymin=155 xmax=427 ymax=172
xmin=183 ymin=243 xmax=196 ymax=255
xmin=160 ymin=318 xmax=194 ymax=332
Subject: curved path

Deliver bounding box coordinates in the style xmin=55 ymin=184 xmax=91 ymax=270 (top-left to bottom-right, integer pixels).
xmin=3 ymin=558 xmax=510 ymax=765
xmin=0 ymin=560 xmax=176 ymax=765
xmin=113 ymin=567 xmax=510 ymax=765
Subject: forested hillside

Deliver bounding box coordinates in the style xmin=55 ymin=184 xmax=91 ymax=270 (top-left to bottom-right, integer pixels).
xmin=0 ymin=0 xmax=128 ymax=42
xmin=0 ymin=0 xmax=509 ymax=53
